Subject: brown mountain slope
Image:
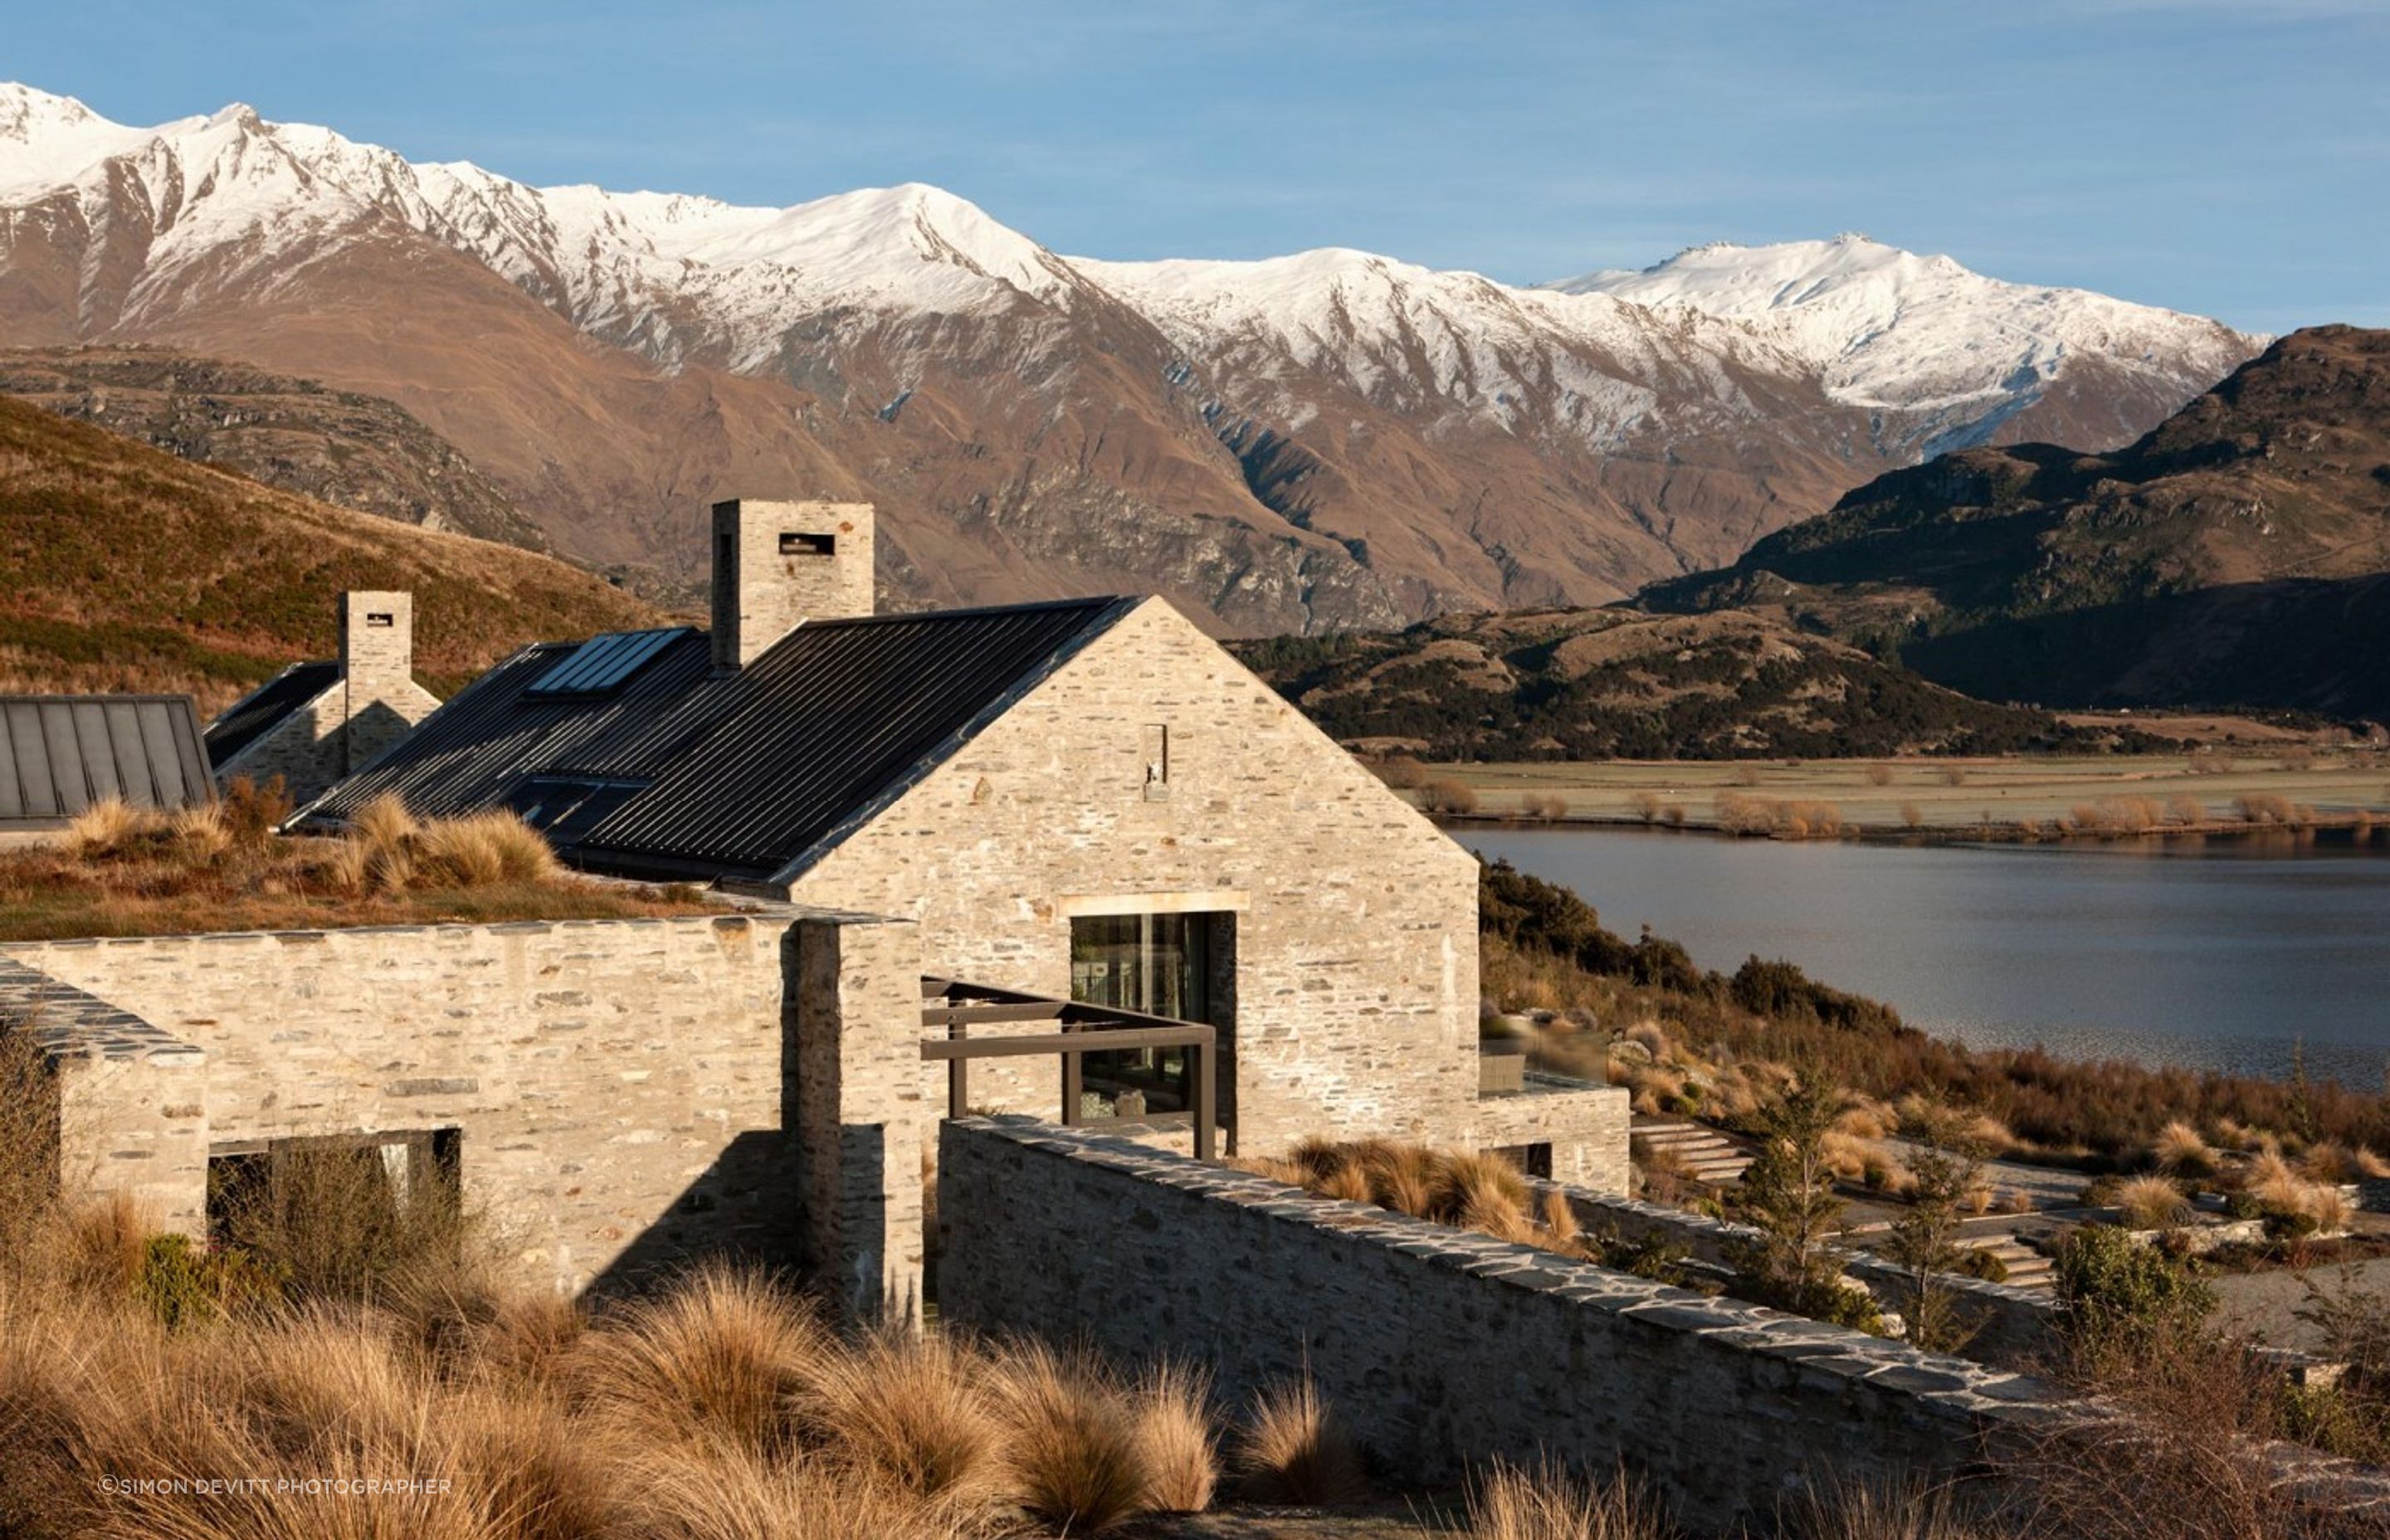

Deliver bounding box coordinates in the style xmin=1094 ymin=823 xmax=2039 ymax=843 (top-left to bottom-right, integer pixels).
xmin=1232 ymin=607 xmax=2101 ymax=760
xmin=1641 ymin=327 xmax=2390 ymax=719
xmin=0 ymin=344 xmax=547 ymax=551
xmin=0 ymin=90 xmax=2256 ymax=634
xmin=0 ymin=397 xmax=664 ymax=713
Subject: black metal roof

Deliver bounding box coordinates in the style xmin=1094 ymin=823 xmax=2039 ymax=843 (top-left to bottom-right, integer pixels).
xmin=300 ymin=597 xmax=1136 ymax=883
xmin=0 ymin=695 xmax=216 ymax=828
xmin=203 ymin=661 xmax=339 ymax=766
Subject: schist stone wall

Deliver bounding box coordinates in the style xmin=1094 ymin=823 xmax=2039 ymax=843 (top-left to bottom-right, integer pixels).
xmin=5 ymin=914 xmax=817 ymax=1295
xmin=784 ymin=596 xmax=1625 ymax=1179
xmin=212 ymin=592 xmax=441 ymax=803
xmin=938 ymin=1118 xmax=2060 ymax=1533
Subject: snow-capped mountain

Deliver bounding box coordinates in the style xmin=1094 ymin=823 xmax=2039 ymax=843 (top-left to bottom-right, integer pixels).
xmin=0 ymin=83 xmax=2265 ymax=632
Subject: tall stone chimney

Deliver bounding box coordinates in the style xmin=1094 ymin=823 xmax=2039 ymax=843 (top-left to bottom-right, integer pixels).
xmin=710 ymin=499 xmax=876 ymax=670
xmin=339 ymin=592 xmax=413 ymax=692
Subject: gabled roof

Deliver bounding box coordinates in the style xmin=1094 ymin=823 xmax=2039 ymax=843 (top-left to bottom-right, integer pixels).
xmin=204 ymin=661 xmax=339 ymax=766
xmin=0 ymin=695 xmax=215 ymax=828
xmin=300 ymin=597 xmax=1137 ymax=883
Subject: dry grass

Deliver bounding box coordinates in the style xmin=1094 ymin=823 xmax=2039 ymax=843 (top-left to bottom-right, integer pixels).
xmin=993 ymin=1340 xmax=1150 ymax=1533
xmin=0 ymin=1213 xmax=1245 ymax=1540
xmin=2153 ymin=1119 xmax=2217 ymax=1177
xmin=2114 ymin=1174 xmax=2192 ymax=1231
xmin=1236 ymin=1376 xmax=1370 ymax=1508
xmin=1466 ymin=1460 xmax=1672 ymax=1539
xmin=0 ymin=787 xmax=708 ymax=940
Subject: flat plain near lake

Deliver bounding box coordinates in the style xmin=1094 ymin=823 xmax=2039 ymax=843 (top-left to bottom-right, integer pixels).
xmin=1413 ymin=752 xmax=2390 ymax=836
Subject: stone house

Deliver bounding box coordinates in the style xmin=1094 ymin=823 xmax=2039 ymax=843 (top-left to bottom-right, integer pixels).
xmin=203 ymin=591 xmax=441 ymax=804
xmin=6 ymin=499 xmax=1624 ymax=1309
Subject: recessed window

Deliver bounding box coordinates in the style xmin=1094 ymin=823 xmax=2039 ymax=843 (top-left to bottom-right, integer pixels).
xmin=780 ymin=532 xmax=836 ymax=557
xmin=207 ymin=1128 xmax=461 ymax=1255
xmin=1070 ymin=912 xmax=1229 ymax=1118
xmin=365 ymin=613 xmax=395 ymax=627
xmin=1141 ymin=724 xmax=1170 ymax=799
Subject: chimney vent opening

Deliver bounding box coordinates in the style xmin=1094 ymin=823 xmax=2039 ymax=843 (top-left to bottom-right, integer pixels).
xmin=780 ymin=532 xmax=836 ymax=558
xmin=365 ymin=612 xmax=395 ymax=628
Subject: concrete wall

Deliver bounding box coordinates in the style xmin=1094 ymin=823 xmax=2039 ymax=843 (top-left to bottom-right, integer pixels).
xmin=939 ymin=1118 xmax=2057 ymax=1534
xmin=788 ymin=597 xmax=1578 ymax=1163
xmin=6 ymin=914 xmax=806 ymax=1294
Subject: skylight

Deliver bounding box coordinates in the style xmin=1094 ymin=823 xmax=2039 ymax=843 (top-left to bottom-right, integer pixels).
xmin=523 ymin=627 xmax=688 ymax=699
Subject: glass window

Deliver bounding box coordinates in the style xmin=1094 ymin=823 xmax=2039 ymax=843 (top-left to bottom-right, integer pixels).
xmin=1070 ymin=913 xmax=1216 ymax=1118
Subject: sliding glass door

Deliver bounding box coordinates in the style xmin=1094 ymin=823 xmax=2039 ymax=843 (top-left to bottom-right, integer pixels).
xmin=1069 ymin=912 xmax=1219 ymax=1117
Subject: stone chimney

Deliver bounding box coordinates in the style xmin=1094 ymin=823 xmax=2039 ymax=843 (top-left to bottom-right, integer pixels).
xmin=710 ymin=499 xmax=875 ymax=670
xmin=339 ymin=592 xmax=413 ymax=691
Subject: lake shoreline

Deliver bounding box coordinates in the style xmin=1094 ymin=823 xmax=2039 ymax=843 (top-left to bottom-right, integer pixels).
xmin=1432 ymin=807 xmax=2390 ymax=852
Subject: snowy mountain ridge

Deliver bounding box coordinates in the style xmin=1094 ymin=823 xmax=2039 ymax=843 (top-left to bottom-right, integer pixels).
xmin=0 ymin=82 xmax=2257 ymax=441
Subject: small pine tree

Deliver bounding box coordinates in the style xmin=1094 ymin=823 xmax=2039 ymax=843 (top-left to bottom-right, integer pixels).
xmin=1880 ymin=1099 xmax=1988 ymax=1353
xmin=1728 ymin=1073 xmax=1876 ymax=1330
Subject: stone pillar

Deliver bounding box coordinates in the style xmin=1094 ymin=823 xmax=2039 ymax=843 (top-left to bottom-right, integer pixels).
xmin=52 ymin=1043 xmax=209 ymax=1235
xmin=790 ymin=912 xmax=925 ymax=1323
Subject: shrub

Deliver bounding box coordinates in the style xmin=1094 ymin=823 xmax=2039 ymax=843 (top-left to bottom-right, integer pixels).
xmin=1236 ymin=1376 xmax=1368 ymax=1507
xmin=1519 ymin=792 xmax=1571 ymax=821
xmin=1420 ymin=777 xmax=1480 ymax=816
xmin=2052 ymin=1224 xmax=2214 ymax=1367
xmin=2236 ymin=792 xmax=2298 ymax=826
xmin=133 ymin=1232 xmax=284 ymax=1328
xmin=1865 ymin=763 xmax=1895 ymax=787
xmin=1373 ymin=754 xmax=1427 ymax=789
xmin=1630 ymin=790 xmax=1661 ymax=824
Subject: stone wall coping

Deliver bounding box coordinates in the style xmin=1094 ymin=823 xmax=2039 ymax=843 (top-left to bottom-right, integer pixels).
xmin=0 ymin=902 xmax=866 ymax=953
xmin=953 ymin=1117 xmax=2056 ymax=1429
xmin=0 ymin=956 xmax=202 ymax=1063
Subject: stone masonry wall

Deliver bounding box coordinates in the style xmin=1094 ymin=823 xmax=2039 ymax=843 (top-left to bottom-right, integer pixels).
xmin=2 ymin=957 xmax=208 ymax=1235
xmin=6 ymin=914 xmax=804 ymax=1294
xmin=787 ymin=597 xmax=1498 ymax=1159
xmin=215 ymin=677 xmax=442 ymax=807
xmin=939 ymin=1118 xmax=2058 ymax=1534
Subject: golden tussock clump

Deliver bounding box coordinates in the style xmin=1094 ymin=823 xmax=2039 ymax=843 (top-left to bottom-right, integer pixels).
xmin=1235 ymin=1376 xmax=1370 ymax=1508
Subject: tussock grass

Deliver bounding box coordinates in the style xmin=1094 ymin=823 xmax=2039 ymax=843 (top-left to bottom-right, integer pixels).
xmin=1236 ymin=1376 xmax=1369 ymax=1508
xmin=1466 ymin=1460 xmax=1671 ymax=1539
xmin=1 ymin=785 xmax=705 ymax=940
xmin=807 ymin=1328 xmax=1002 ymax=1510
xmin=992 ymin=1341 xmax=1149 ymax=1533
xmin=2114 ymin=1174 xmax=2191 ymax=1231
xmin=1129 ymin=1362 xmax=1218 ymax=1513
xmin=568 ymin=1263 xmax=830 ymax=1458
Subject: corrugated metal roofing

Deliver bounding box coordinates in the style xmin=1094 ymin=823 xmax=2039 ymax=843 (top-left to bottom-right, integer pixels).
xmin=301 ymin=597 xmax=1134 ymax=882
xmin=203 ymin=661 xmax=339 ymax=765
xmin=0 ymin=695 xmax=216 ymax=827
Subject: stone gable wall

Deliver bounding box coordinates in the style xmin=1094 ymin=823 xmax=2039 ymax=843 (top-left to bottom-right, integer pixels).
xmin=215 ymin=675 xmax=442 ymax=805
xmin=788 ymin=597 xmax=1506 ymax=1158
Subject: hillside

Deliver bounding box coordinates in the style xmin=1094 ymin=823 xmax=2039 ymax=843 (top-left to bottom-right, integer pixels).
xmin=0 ymin=345 xmax=547 ymax=550
xmin=1233 ymin=608 xmax=2106 ymax=760
xmin=1641 ymin=327 xmax=2390 ymax=720
xmin=0 ymin=85 xmax=2257 ymax=633
xmin=0 ymin=396 xmax=664 ymax=713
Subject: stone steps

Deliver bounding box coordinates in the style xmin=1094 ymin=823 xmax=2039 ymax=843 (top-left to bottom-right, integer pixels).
xmin=1953 ymin=1232 xmax=2052 ymax=1288
xmin=1631 ymin=1118 xmax=1753 ymax=1185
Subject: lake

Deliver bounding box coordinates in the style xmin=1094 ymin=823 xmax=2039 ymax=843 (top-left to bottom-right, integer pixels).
xmin=1459 ymin=826 xmax=2390 ymax=1088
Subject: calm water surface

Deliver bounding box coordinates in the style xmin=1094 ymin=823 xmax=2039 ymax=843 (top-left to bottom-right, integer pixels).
xmin=1460 ymin=827 xmax=2390 ymax=1086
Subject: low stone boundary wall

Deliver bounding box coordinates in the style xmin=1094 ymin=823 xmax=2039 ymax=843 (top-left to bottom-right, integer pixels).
xmin=938 ymin=1118 xmax=2060 ymax=1533
xmin=1545 ymin=1185 xmax=2056 ymax=1369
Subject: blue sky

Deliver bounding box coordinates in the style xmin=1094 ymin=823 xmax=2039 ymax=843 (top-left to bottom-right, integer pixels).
xmin=12 ymin=0 xmax=2384 ymax=333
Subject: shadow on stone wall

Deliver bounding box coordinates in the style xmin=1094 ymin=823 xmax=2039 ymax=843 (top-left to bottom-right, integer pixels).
xmin=584 ymin=1128 xmax=806 ymax=1299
